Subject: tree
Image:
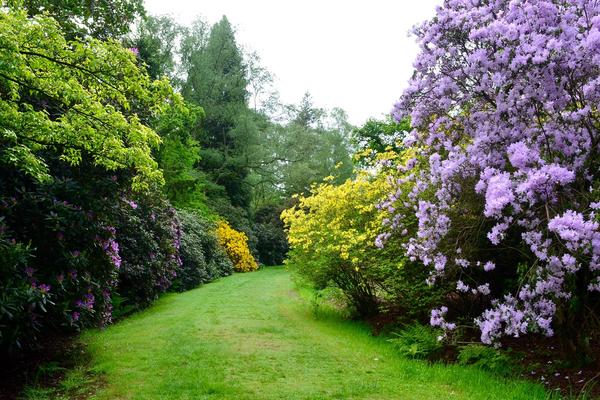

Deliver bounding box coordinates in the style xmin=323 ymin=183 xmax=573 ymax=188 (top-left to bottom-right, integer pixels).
xmin=13 ymin=0 xmax=145 ymax=39
xmin=181 ymin=16 xmax=256 ymax=209
xmin=276 ymin=96 xmax=354 ymax=197
xmin=246 ymin=51 xmax=275 ymax=112
xmin=0 ymin=9 xmax=183 ymax=190
xmin=133 ymin=15 xmax=182 ymax=81
xmin=182 ymin=16 xmax=248 ymax=129
xmin=352 ymin=117 xmax=410 ymax=166
xmin=0 ymin=7 xmax=189 ymax=350
xmin=381 ymin=0 xmax=600 ymax=360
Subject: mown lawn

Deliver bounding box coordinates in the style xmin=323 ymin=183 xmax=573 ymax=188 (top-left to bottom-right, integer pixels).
xmin=38 ymin=267 xmax=551 ymax=399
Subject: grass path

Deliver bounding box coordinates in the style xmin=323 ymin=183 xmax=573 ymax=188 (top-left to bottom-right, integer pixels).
xmin=79 ymin=267 xmax=550 ymax=400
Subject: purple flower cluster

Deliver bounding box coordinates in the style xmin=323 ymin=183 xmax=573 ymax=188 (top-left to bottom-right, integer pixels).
xmin=31 ymin=282 xmax=51 ymax=294
xmin=172 ymin=218 xmax=183 ymax=267
xmin=98 ymin=226 xmax=121 ymax=269
xmin=75 ymin=293 xmax=95 ymax=311
xmin=125 ymin=199 xmax=138 ymax=209
xmin=430 ymin=306 xmax=456 ymax=331
xmin=383 ymin=0 xmax=600 ymax=344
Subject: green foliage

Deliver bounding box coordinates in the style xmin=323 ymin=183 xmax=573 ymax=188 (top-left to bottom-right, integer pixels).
xmin=457 ymin=345 xmax=515 ymax=376
xmin=110 ymin=293 xmax=136 ymax=320
xmin=14 ymin=0 xmax=145 ymax=39
xmin=114 ymin=193 xmax=181 ymax=311
xmin=172 ymin=210 xmax=233 ymax=291
xmin=182 ymin=16 xmax=247 ymax=110
xmin=133 ymin=15 xmax=181 ymax=80
xmin=352 ymin=117 xmax=410 ymax=166
xmin=380 ymin=260 xmax=447 ymax=322
xmin=0 ymin=139 xmax=188 ymax=351
xmin=276 ymin=96 xmax=354 ymax=197
xmin=158 ymin=136 xmax=210 ymax=212
xmin=0 ymin=225 xmax=40 ymax=351
xmin=175 ymin=217 xmax=209 ymax=290
xmin=253 ymin=204 xmax=288 ymax=265
xmin=0 ymin=9 xmax=185 ymax=191
xmin=181 ymin=16 xmax=256 ymax=209
xmin=388 ymin=323 xmax=443 ymax=360
xmin=0 ymin=171 xmax=124 ymax=351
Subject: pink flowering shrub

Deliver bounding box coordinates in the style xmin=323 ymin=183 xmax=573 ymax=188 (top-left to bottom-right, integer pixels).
xmin=382 ymin=0 xmax=600 ymax=357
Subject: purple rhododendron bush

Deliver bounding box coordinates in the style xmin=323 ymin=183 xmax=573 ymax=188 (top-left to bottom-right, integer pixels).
xmin=0 ymin=167 xmax=184 ymax=352
xmin=379 ymin=0 xmax=600 ymax=362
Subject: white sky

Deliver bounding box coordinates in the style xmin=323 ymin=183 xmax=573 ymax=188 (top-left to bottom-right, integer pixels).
xmin=144 ymin=0 xmax=441 ymax=126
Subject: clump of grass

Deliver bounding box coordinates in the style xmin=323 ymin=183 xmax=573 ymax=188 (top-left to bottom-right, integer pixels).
xmin=457 ymin=344 xmax=515 ymax=376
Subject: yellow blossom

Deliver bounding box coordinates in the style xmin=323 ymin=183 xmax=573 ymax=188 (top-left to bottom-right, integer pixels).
xmin=215 ymin=221 xmax=258 ymax=273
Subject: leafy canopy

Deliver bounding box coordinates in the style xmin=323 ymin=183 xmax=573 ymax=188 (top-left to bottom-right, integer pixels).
xmin=13 ymin=0 xmax=145 ymax=39
xmin=0 ymin=9 xmax=188 ymax=190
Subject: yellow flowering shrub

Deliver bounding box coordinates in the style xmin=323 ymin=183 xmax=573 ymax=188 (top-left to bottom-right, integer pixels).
xmin=282 ymin=174 xmax=388 ymax=266
xmin=282 ymin=149 xmax=409 ymax=276
xmin=282 ymin=149 xmax=444 ymax=319
xmin=216 ymin=221 xmax=258 ymax=272
xmin=281 ymin=170 xmax=391 ymax=316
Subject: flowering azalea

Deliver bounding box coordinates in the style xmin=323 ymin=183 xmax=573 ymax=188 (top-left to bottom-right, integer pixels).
xmin=382 ymin=0 xmax=600 ymax=348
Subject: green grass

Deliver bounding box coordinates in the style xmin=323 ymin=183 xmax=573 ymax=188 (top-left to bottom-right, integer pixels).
xmin=48 ymin=267 xmax=552 ymax=399
xmin=21 ymin=365 xmax=98 ymax=400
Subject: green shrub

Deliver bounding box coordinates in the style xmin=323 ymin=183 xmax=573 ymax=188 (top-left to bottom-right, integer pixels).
xmin=171 ymin=210 xmax=233 ymax=291
xmin=178 ymin=228 xmax=207 ymax=289
xmin=282 ymin=168 xmax=447 ymax=319
xmin=0 ymin=225 xmax=41 ymax=351
xmin=114 ymin=192 xmax=181 ymax=310
xmin=281 ymin=175 xmax=390 ymax=317
xmin=457 ymin=344 xmax=514 ymax=376
xmin=253 ymin=204 xmax=288 ymax=266
xmin=388 ymin=323 xmax=443 ymax=360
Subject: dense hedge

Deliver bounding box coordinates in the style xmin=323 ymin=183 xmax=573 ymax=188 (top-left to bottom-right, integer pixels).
xmin=114 ymin=193 xmax=182 ymax=311
xmin=0 ymin=168 xmax=127 ymax=350
xmin=172 ymin=210 xmax=233 ymax=291
xmin=0 ymin=169 xmax=242 ymax=351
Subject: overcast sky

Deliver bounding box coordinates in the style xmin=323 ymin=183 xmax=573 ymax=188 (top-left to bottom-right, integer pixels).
xmin=144 ymin=0 xmax=441 ymax=126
